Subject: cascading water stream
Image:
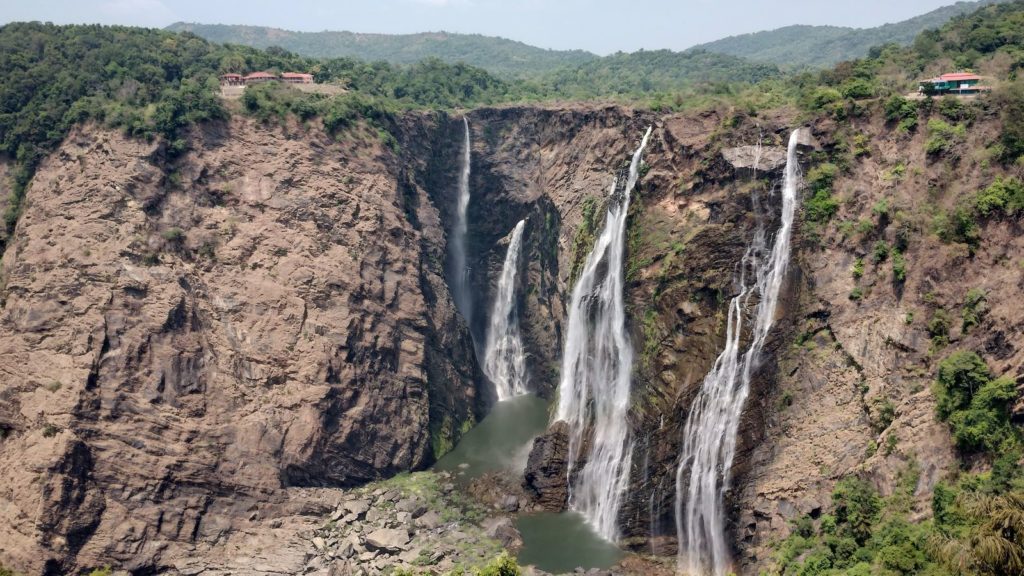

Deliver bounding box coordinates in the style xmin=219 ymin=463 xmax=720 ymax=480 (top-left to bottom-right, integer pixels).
xmin=674 ymin=129 xmax=803 ymax=576
xmin=557 ymin=127 xmax=653 ymax=541
xmin=483 ymin=219 xmax=528 ymax=401
xmin=451 ymin=117 xmax=473 ymax=325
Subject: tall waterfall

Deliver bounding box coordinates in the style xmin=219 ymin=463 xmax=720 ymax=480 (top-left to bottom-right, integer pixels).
xmin=451 ymin=117 xmax=473 ymax=324
xmin=483 ymin=219 xmax=528 ymax=401
xmin=557 ymin=127 xmax=653 ymax=541
xmin=675 ymin=129 xmax=803 ymax=576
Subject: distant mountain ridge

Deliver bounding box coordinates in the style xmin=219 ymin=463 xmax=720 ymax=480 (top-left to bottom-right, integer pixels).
xmin=690 ymin=0 xmax=1008 ymax=68
xmin=165 ymin=23 xmax=598 ymax=77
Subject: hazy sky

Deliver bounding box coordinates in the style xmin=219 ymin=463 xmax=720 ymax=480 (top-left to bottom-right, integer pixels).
xmin=3 ymin=0 xmax=968 ymax=54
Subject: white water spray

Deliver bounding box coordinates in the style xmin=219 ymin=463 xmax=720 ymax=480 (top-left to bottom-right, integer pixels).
xmin=557 ymin=127 xmax=653 ymax=541
xmin=483 ymin=219 xmax=528 ymax=401
xmin=452 ymin=117 xmax=473 ymax=324
xmin=675 ymin=129 xmax=803 ymax=576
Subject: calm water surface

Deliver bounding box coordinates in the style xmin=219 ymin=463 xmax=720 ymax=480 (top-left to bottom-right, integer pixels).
xmin=432 ymin=393 xmax=623 ymax=572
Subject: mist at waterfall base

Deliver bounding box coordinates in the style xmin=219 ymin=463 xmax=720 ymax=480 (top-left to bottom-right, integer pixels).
xmin=482 ymin=219 xmax=528 ymax=401
xmin=557 ymin=127 xmax=653 ymax=541
xmin=675 ymin=129 xmax=803 ymax=576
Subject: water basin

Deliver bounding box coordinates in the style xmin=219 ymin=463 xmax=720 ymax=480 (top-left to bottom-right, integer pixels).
xmin=431 ymin=393 xmax=624 ymax=572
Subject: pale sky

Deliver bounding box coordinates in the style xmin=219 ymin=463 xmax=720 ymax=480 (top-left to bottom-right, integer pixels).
xmin=1 ymin=0 xmax=972 ymax=54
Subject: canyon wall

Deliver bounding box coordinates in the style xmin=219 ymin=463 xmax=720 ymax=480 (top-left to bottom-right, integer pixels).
xmin=1 ymin=101 xmax=1022 ymax=575
xmin=0 ymin=117 xmax=482 ymax=574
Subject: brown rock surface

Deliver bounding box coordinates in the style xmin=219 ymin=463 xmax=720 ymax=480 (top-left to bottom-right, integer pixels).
xmin=523 ymin=420 xmax=571 ymax=511
xmin=0 ymin=117 xmax=482 ymax=574
xmin=3 ymin=99 xmax=1021 ymax=576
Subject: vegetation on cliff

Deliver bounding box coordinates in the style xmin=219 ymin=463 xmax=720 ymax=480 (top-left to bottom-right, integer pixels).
xmin=0 ymin=22 xmax=524 ymax=246
xmin=768 ymin=351 xmax=1023 ymax=576
xmin=757 ymin=3 xmax=1024 ymax=575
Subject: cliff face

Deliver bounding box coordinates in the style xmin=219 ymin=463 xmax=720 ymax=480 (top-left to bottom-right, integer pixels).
xmin=1 ymin=100 xmax=1021 ymax=575
xmin=735 ymin=107 xmax=1024 ymax=571
xmin=458 ymin=106 xmax=807 ymax=552
xmin=0 ymin=117 xmax=482 ymax=574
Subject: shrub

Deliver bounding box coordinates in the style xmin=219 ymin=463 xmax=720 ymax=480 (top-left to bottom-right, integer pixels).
xmin=805 ymin=190 xmax=840 ymax=223
xmin=998 ymin=82 xmax=1024 ymax=163
xmin=975 ymin=177 xmax=1024 ymax=217
xmin=832 ymin=477 xmax=881 ymax=544
xmin=804 ymin=163 xmax=840 ymax=223
xmin=928 ymin=309 xmax=951 ymax=347
xmin=161 ymin=227 xmax=185 ymax=242
xmin=892 ymin=250 xmax=907 ymax=283
xmin=962 ymin=288 xmax=987 ymax=332
xmin=872 ymin=397 xmax=896 ymax=433
xmin=934 ymin=351 xmax=1018 ymax=453
xmin=925 ymin=118 xmax=966 ymax=157
xmin=884 ymin=95 xmax=917 ymax=125
xmin=934 ymin=205 xmax=980 ymax=249
xmin=840 ymin=78 xmax=875 ymax=100
xmin=852 ymin=257 xmax=864 ymax=279
xmin=477 ymin=552 xmax=521 ymax=576
xmin=872 ymin=241 xmax=890 ymax=264
xmin=809 ymin=87 xmax=843 ymax=109
xmin=853 ymin=133 xmax=871 ymax=157
xmin=871 ymin=198 xmax=890 ymax=219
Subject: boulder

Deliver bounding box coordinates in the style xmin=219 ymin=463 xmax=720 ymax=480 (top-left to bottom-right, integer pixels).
xmin=499 ymin=494 xmax=520 ymax=513
xmin=415 ymin=510 xmax=442 ymax=530
xmin=364 ymin=528 xmax=410 ymax=553
xmin=344 ymin=499 xmax=370 ymax=517
xmin=396 ymin=498 xmax=427 ymax=517
xmin=484 ymin=517 xmax=523 ymax=551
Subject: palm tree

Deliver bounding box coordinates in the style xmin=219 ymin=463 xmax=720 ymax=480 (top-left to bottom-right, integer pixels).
xmin=933 ymin=491 xmax=1024 ymax=575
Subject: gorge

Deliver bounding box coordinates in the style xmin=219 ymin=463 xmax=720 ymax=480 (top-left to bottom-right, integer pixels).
xmin=4 ymin=5 xmax=1024 ymax=574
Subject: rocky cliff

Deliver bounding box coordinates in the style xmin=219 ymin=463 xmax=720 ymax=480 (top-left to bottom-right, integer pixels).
xmin=0 ymin=117 xmax=483 ymax=574
xmin=1 ymin=99 xmax=1021 ymax=575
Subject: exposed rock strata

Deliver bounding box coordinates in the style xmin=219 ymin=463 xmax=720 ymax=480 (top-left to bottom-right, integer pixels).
xmin=0 ymin=118 xmax=482 ymax=574
xmin=1 ymin=101 xmax=1020 ymax=576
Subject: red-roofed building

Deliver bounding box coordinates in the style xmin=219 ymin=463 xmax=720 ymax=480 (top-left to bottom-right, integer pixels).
xmin=281 ymin=72 xmax=314 ymax=84
xmin=244 ymin=72 xmax=278 ymax=84
xmin=219 ymin=73 xmax=243 ymax=86
xmin=919 ymin=72 xmax=991 ymax=95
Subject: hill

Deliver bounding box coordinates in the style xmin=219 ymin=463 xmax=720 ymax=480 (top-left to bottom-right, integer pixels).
xmin=165 ymin=23 xmax=598 ymax=78
xmin=537 ymin=49 xmax=780 ymax=98
xmin=692 ymin=0 xmax=1007 ymax=68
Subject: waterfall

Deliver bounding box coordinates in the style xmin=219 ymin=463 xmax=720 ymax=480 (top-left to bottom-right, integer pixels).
xmin=451 ymin=117 xmax=473 ymax=325
xmin=557 ymin=127 xmax=653 ymax=541
xmin=483 ymin=219 xmax=528 ymax=401
xmin=674 ymin=129 xmax=803 ymax=576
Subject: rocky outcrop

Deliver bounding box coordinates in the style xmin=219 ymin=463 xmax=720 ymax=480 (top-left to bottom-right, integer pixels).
xmin=722 ymin=145 xmax=787 ymax=174
xmin=523 ymin=421 xmax=571 ymax=511
xmin=303 ymin=472 xmax=507 ymax=575
xmin=733 ymin=109 xmax=1023 ymax=572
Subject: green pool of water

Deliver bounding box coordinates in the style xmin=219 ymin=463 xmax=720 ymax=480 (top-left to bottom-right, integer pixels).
xmin=431 ymin=393 xmax=624 ymax=573
xmin=515 ymin=511 xmax=625 ymax=572
xmin=433 ymin=394 xmax=550 ymax=480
